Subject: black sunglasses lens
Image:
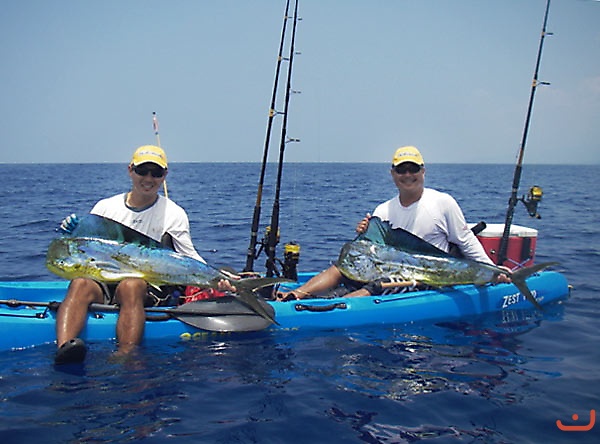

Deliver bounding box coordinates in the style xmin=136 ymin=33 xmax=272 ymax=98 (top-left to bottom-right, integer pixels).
xmin=134 ymin=165 xmax=165 ymax=177
xmin=394 ymin=164 xmax=421 ymax=174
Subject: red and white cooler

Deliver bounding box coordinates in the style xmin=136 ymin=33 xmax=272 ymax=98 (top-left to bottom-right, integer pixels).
xmin=472 ymin=223 xmax=538 ymax=269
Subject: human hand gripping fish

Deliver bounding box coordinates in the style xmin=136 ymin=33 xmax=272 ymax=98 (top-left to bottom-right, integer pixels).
xmin=355 ymin=213 xmax=372 ymax=234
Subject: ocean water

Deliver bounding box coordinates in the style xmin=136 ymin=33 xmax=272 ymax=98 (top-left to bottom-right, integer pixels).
xmin=0 ymin=162 xmax=598 ymax=443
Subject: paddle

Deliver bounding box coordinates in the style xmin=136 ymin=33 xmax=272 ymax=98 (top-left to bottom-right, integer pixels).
xmin=95 ymin=296 xmax=275 ymax=332
xmin=0 ymin=297 xmax=274 ymax=332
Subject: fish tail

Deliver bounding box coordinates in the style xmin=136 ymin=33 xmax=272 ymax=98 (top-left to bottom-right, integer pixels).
xmin=234 ymin=289 xmax=278 ymax=325
xmin=510 ymin=262 xmax=559 ymax=310
xmin=233 ymin=277 xmax=290 ymax=325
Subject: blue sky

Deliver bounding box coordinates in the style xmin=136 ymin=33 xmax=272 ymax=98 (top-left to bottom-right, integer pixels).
xmin=1 ymin=0 xmax=599 ymax=164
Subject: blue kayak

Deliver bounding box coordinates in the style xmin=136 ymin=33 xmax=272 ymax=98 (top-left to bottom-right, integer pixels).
xmin=0 ymin=270 xmax=569 ymax=351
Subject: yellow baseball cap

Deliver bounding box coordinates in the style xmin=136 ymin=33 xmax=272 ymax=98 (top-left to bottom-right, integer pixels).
xmin=131 ymin=145 xmax=168 ymax=169
xmin=391 ymin=146 xmax=424 ymax=166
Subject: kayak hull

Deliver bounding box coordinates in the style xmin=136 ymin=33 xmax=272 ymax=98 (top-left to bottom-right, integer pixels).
xmin=0 ymin=271 xmax=569 ymax=351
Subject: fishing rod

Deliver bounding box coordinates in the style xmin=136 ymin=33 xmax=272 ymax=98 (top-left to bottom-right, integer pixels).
xmin=243 ymin=0 xmax=292 ymax=273
xmin=152 ymin=111 xmax=169 ymax=198
xmin=497 ymin=0 xmax=552 ymax=266
xmin=266 ymin=0 xmax=300 ymax=277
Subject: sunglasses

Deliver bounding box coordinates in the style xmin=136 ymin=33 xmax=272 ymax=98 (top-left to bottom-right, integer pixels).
xmin=393 ymin=163 xmax=422 ymax=175
xmin=133 ymin=164 xmax=166 ymax=178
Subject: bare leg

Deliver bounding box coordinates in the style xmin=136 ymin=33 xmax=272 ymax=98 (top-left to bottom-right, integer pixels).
xmin=277 ymin=265 xmax=344 ymax=300
xmin=56 ymin=278 xmax=103 ymax=348
xmin=113 ymin=278 xmax=147 ymax=354
xmin=343 ymin=288 xmax=371 ymax=298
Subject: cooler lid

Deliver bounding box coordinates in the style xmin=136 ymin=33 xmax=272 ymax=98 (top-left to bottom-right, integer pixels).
xmin=469 ymin=223 xmax=538 ymax=238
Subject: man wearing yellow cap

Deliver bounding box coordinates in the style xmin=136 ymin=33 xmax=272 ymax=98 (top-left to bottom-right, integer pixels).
xmin=278 ymin=146 xmax=506 ymax=300
xmin=358 ymin=146 xmax=492 ymax=258
xmin=54 ymin=146 xmax=220 ymax=364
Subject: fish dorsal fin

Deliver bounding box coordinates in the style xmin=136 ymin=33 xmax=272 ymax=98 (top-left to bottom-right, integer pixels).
xmin=360 ymin=216 xmax=449 ymax=256
xmin=71 ymin=214 xmax=162 ymax=248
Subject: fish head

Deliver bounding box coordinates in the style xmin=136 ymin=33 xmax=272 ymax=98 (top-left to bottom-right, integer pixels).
xmin=337 ymin=240 xmax=384 ymax=283
xmin=46 ymin=237 xmax=122 ymax=282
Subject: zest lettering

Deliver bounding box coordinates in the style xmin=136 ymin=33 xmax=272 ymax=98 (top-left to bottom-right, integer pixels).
xmin=502 ymin=293 xmax=520 ymax=308
xmin=501 ymin=290 xmax=538 ymax=309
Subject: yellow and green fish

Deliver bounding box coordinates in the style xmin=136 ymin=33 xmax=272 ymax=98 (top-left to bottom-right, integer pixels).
xmin=337 ymin=217 xmax=556 ymax=310
xmin=46 ymin=215 xmax=282 ymax=324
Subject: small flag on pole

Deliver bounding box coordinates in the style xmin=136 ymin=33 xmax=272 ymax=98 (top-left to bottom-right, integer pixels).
xmin=151 ymin=111 xmax=168 ymax=198
xmin=152 ymin=112 xmax=160 ymax=137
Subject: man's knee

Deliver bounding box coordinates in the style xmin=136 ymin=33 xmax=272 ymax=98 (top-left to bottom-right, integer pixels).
xmin=69 ymin=277 xmax=96 ymax=291
xmin=67 ymin=278 xmax=103 ymax=303
xmin=115 ymin=278 xmax=147 ymax=306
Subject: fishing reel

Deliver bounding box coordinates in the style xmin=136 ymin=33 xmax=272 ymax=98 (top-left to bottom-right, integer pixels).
xmin=254 ymin=225 xmax=280 ymax=259
xmin=262 ymin=225 xmax=280 ymax=247
xmin=519 ymin=185 xmax=543 ymax=219
xmin=260 ymin=227 xmax=300 ymax=280
xmin=282 ymin=242 xmax=300 ymax=281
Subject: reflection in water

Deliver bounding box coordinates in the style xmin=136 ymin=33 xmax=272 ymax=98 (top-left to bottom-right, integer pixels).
xmin=44 ymin=347 xmax=184 ymax=442
xmin=328 ymin=406 xmax=502 ymax=442
xmin=325 ymin=304 xmax=564 ymax=404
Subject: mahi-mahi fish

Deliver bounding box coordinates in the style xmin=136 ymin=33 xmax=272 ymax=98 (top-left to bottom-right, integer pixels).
xmin=46 ymin=215 xmax=282 ymax=324
xmin=336 ymin=217 xmax=557 ymax=310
